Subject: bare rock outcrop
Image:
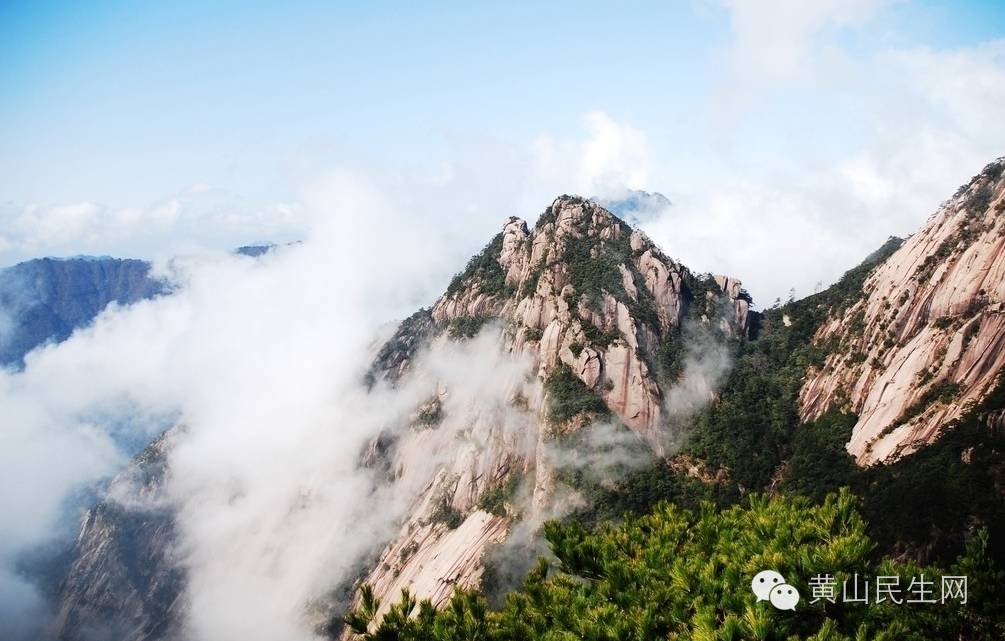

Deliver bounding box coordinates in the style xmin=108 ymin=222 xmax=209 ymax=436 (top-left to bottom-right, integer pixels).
xmin=48 ymin=431 xmax=184 ymax=641
xmin=428 ymin=196 xmax=749 ymax=449
xmin=352 ymin=195 xmax=750 ymax=629
xmin=799 ymin=159 xmax=1005 ymax=464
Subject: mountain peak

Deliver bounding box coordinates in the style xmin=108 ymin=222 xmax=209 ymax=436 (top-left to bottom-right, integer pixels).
xmin=353 ymin=197 xmax=753 ymax=618
xmin=531 ymin=193 xmax=632 ymax=231
xmin=371 ymin=196 xmax=751 ymax=449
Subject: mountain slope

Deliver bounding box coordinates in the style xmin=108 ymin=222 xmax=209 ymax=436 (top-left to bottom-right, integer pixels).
xmin=0 ymin=257 xmax=166 ymax=368
xmin=799 ymin=159 xmax=1005 ymax=463
xmin=427 ymin=195 xmax=748 ymax=447
xmin=47 ymin=431 xmax=183 ymax=641
xmin=346 ymin=195 xmax=750 ymax=632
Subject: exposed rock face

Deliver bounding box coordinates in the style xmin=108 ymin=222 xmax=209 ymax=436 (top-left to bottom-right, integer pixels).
xmin=429 ymin=196 xmax=748 ymax=450
xmin=799 ymin=159 xmax=1005 ymax=464
xmin=48 ymin=432 xmax=183 ymax=641
xmin=350 ymin=195 xmax=749 ymax=630
xmin=361 ymin=501 xmax=509 ymax=617
xmin=365 ymin=309 xmax=435 ymax=387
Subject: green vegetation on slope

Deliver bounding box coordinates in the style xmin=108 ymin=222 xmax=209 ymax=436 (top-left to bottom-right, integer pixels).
xmin=477 ymin=474 xmax=522 ymax=518
xmin=428 ymin=493 xmax=464 ymax=529
xmin=446 ymin=233 xmax=513 ymax=298
xmin=543 ymin=363 xmax=610 ymax=425
xmin=684 ymin=236 xmax=904 ymax=491
xmin=675 ymin=233 xmax=1005 ymax=567
xmin=562 ymin=228 xmax=633 ymax=306
xmin=341 ymin=228 xmax=1005 ymax=640
xmin=347 ymin=490 xmax=1003 ymax=640
xmin=529 ymin=231 xmax=1002 ymax=568
xmin=447 ymin=316 xmax=493 ymax=339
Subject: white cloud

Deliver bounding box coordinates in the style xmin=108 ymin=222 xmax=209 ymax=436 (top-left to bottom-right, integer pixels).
xmin=719 ymin=0 xmax=891 ymax=85
xmin=0 ymin=190 xmax=305 ymax=266
xmin=578 ymin=111 xmax=651 ymax=195
xmin=531 ymin=111 xmax=651 ymax=200
xmin=2 ymin=5 xmax=1004 ymax=641
xmin=1 ymin=11 xmax=1004 ymax=632
xmin=633 ymin=4 xmax=1005 ymax=305
xmin=0 ymin=110 xmax=653 ymax=275
xmin=0 ymin=166 xmax=547 ymax=640
xmin=644 ymin=185 xmax=858 ymax=305
xmin=890 ymin=40 xmax=1005 ymax=136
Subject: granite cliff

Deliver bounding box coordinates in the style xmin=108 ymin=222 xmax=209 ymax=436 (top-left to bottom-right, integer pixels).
xmin=348 ymin=195 xmax=750 ymax=630
xmin=799 ymin=159 xmax=1005 ymax=464
xmin=47 ymin=196 xmax=751 ymax=641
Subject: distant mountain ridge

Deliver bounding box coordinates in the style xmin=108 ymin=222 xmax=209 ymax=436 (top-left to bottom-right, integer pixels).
xmin=0 ymin=244 xmax=283 ymax=368
xmin=0 ymin=257 xmax=166 ymax=368
xmin=592 ymin=189 xmax=671 ymax=227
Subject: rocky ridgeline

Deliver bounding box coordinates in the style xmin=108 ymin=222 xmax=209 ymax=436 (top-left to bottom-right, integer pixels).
xmin=352 ymin=195 xmax=750 ymax=630
xmin=800 ymin=159 xmax=1005 ymax=464
xmin=40 ymin=200 xmax=751 ymax=640
xmin=378 ymin=195 xmax=750 ymax=445
xmin=47 ymin=431 xmax=183 ymax=641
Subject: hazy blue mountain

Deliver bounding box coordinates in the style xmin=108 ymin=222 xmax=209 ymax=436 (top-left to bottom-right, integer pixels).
xmin=0 ymin=257 xmax=167 ymax=368
xmin=593 ymin=189 xmax=671 ymax=227
xmin=0 ymin=244 xmax=288 ymax=368
xmin=235 ymin=243 xmax=276 ymax=257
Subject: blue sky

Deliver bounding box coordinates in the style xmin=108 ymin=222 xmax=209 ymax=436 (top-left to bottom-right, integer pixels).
xmin=2 ymin=1 xmax=1005 ymax=302
xmin=1 ymin=1 xmax=721 ymax=204
xmin=0 ymin=0 xmax=995 ymax=205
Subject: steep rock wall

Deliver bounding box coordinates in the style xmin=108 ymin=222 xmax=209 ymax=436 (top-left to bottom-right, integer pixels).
xmin=350 ymin=195 xmax=749 ymax=630
xmin=799 ymin=159 xmax=1005 ymax=464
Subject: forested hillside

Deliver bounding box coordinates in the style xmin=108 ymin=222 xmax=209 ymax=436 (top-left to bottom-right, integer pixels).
xmin=346 ymin=227 xmax=1005 ymax=640
xmin=348 ymin=490 xmax=1003 ymax=641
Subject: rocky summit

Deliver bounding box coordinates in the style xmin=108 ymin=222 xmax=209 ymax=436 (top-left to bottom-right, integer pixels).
xmin=47 ymin=196 xmax=753 ymax=640
xmin=354 ymin=195 xmax=751 ymax=624
xmin=403 ymin=195 xmax=749 ymax=444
